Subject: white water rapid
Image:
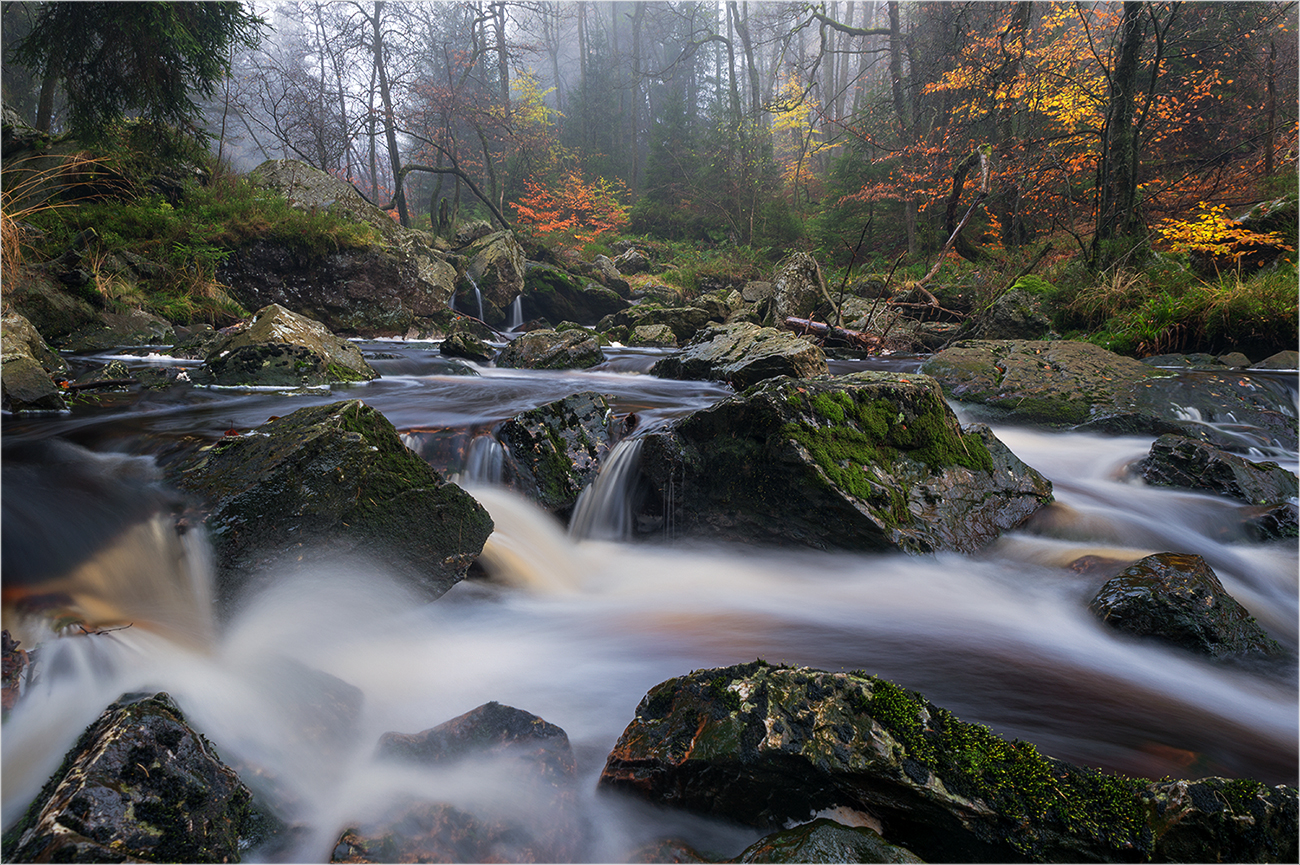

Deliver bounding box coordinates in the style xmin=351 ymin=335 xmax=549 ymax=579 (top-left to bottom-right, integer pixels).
xmin=1 ymin=345 xmax=1295 ymax=863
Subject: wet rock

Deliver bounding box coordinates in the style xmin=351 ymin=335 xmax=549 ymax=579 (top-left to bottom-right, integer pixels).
xmin=463 ymin=230 xmax=527 ymax=315
xmin=636 ymin=371 xmax=1052 ymax=553
xmin=1 ymin=692 xmax=252 ymax=863
xmin=61 ymin=307 xmax=176 ymax=352
xmin=3 ymin=267 xmax=101 ymax=346
xmin=339 ymin=702 xmax=580 ymax=863
xmin=1217 ymin=351 xmax=1252 ymax=369
xmin=1087 ymin=552 xmax=1286 ymax=659
xmin=626 ymin=837 xmax=711 ymax=863
xmin=1 ymin=311 xmax=68 ymax=411
xmin=197 ymin=303 xmax=378 ymax=386
xmin=440 ymin=331 xmax=495 ymax=363
xmin=1 ymin=630 xmax=29 ymax=718
xmin=219 ymin=240 xmax=457 ymax=338
xmin=630 ymin=323 xmax=678 ymax=348
xmin=772 ymin=253 xmax=827 ymax=322
xmin=1141 ymin=352 xmax=1230 ymax=370
xmin=602 ymin=305 xmax=720 ymax=345
xmin=496 ymin=328 xmax=605 ymax=370
xmin=920 ymin=339 xmax=1298 ymax=452
xmin=1242 ymin=500 xmax=1300 ymax=541
xmin=70 ymin=359 xmax=135 ymax=390
xmin=168 ymin=400 xmax=492 ymax=607
xmin=733 ymin=818 xmax=923 ymax=863
xmin=523 ymin=263 xmax=630 ymax=325
xmin=650 ymin=323 xmax=828 ymax=390
xmin=219 ymin=160 xmax=459 ymax=337
xmin=1256 ymin=349 xmax=1298 ymax=370
xmin=1 ymin=350 xmax=66 ymax=413
xmin=2 ymin=311 xmax=67 ymax=374
xmin=498 ymin=391 xmax=621 ymax=514
xmin=598 ymin=662 xmax=1297 ymax=863
xmin=1138 ymin=434 xmax=1298 ymax=506
xmin=1139 ymin=776 xmax=1298 ymax=864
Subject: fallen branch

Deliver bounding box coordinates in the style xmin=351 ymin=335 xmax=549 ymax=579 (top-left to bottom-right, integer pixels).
xmin=785 ymin=316 xmax=881 ymax=350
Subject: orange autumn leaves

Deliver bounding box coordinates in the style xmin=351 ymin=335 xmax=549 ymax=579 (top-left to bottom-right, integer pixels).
xmin=512 ymin=170 xmax=629 ymax=247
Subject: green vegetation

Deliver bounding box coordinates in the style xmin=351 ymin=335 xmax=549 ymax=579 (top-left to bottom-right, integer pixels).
xmin=7 ymin=135 xmax=379 ymax=325
xmin=864 ymin=675 xmax=1150 ymax=859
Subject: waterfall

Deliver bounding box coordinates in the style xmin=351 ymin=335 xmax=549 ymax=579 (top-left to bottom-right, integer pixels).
xmin=453 ymin=434 xmax=506 ymax=486
xmin=568 ymin=438 xmax=644 ymax=541
xmin=508 ymin=295 xmax=524 ymax=331
xmin=467 ymin=275 xmax=484 ymax=321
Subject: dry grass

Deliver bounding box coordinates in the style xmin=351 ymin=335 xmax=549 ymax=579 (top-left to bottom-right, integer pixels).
xmin=1 ymin=152 xmax=117 ymax=291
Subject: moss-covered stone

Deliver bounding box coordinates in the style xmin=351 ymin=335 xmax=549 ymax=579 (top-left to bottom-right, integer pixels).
xmin=495 ymin=328 xmax=605 ymax=370
xmin=651 ymin=322 xmax=828 ymax=390
xmin=2 ymin=692 xmax=252 ymax=863
xmin=197 ymin=303 xmax=377 ymax=386
xmin=732 ymin=818 xmax=923 ymax=863
xmin=599 ymin=663 xmax=1297 ymax=863
xmin=636 ymin=371 xmax=1050 ymax=553
xmin=920 ymin=339 xmax=1298 ymax=452
xmin=168 ymin=400 xmax=492 ymax=607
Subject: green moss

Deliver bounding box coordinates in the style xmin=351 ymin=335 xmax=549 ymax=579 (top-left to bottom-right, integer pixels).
xmin=863 ymin=675 xmax=1148 ymax=858
xmin=782 ymin=385 xmax=993 ymax=515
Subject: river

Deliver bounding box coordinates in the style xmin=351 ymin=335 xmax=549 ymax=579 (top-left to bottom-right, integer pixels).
xmin=2 ymin=341 xmax=1296 ymax=862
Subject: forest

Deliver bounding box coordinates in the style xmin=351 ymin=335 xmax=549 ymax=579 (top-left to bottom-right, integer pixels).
xmin=2 ymin=0 xmax=1297 ymax=356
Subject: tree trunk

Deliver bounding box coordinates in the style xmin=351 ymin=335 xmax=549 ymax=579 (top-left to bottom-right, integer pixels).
xmin=1092 ymin=1 xmax=1145 ymax=265
xmin=373 ymin=2 xmax=409 ymax=227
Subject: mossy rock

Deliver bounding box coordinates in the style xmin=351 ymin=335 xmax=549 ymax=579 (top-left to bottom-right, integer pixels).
xmin=599 ymin=662 xmax=1298 ymax=863
xmin=635 ymin=371 xmax=1052 ymax=553
xmin=497 ymin=391 xmax=620 ymax=514
xmin=196 ymin=303 xmax=377 ymax=386
xmin=2 ymin=692 xmax=252 ymax=863
xmin=732 ymin=819 xmax=923 ymax=863
xmin=650 ymin=322 xmax=827 ymax=390
xmin=1088 ymin=552 xmax=1287 ymax=660
xmin=921 ymin=340 xmax=1298 ymax=452
xmin=495 ymin=328 xmax=605 ymax=370
xmin=167 ymin=400 xmax=492 ymax=607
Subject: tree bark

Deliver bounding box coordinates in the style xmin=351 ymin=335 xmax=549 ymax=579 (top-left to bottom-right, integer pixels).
xmin=1092 ymin=1 xmax=1145 ymax=264
xmin=372 ymin=1 xmax=409 ymax=227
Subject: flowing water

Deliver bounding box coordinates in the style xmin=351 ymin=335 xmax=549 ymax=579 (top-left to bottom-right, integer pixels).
xmin=2 ymin=342 xmax=1296 ymax=862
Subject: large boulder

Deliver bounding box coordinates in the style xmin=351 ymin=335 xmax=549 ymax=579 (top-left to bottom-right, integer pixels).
xmin=598 ymin=662 xmax=1298 ymax=863
xmin=522 ymin=263 xmax=629 ymax=325
xmin=167 ymin=400 xmax=492 ymax=607
xmin=495 ymin=328 xmax=605 ymax=370
xmin=1 ymin=311 xmax=67 ymax=412
xmin=337 ymin=702 xmax=579 ymax=863
xmin=497 ymin=391 xmax=622 ymax=515
xmin=197 ymin=303 xmax=377 ymax=386
xmin=1 ymin=692 xmax=253 ymax=863
xmin=920 ymin=339 xmax=1298 ymax=452
xmin=600 ymin=305 xmax=718 ymax=345
xmin=462 ymin=230 xmax=526 ymax=313
xmin=650 ymin=323 xmax=828 ymax=390
xmin=1087 ymin=553 xmax=1286 ymax=660
xmin=1137 ymin=434 xmax=1298 ymax=506
xmin=732 ymin=818 xmax=923 ymax=863
xmin=218 ymin=160 xmax=458 ymax=337
xmin=634 ymin=371 xmax=1053 ymax=553
xmin=772 ymin=252 xmax=828 ymax=322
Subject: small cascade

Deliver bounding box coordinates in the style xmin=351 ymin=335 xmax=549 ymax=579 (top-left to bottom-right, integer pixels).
xmin=568 ymin=438 xmax=644 ymax=541
xmin=454 ymin=434 xmax=506 ymax=485
xmin=508 ymin=295 xmax=524 ymax=331
xmin=467 ymin=274 xmax=484 ymax=321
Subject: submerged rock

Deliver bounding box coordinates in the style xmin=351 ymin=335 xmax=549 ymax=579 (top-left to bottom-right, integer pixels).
xmin=597 ymin=662 xmax=1298 ymax=863
xmin=498 ymin=390 xmax=622 ymax=514
xmin=1087 ymin=552 xmax=1286 ymax=660
xmin=495 ymin=327 xmax=605 ymax=370
xmin=338 ymin=702 xmax=580 ymax=863
xmin=636 ymin=371 xmax=1052 ymax=553
xmin=168 ymin=399 xmax=492 ymax=607
xmin=1 ymin=692 xmax=252 ymax=863
xmin=650 ymin=322 xmax=828 ymax=390
xmin=920 ymin=339 xmax=1299 ymax=451
xmin=197 ymin=303 xmax=378 ymax=386
xmin=1138 ymin=433 xmax=1298 ymax=507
